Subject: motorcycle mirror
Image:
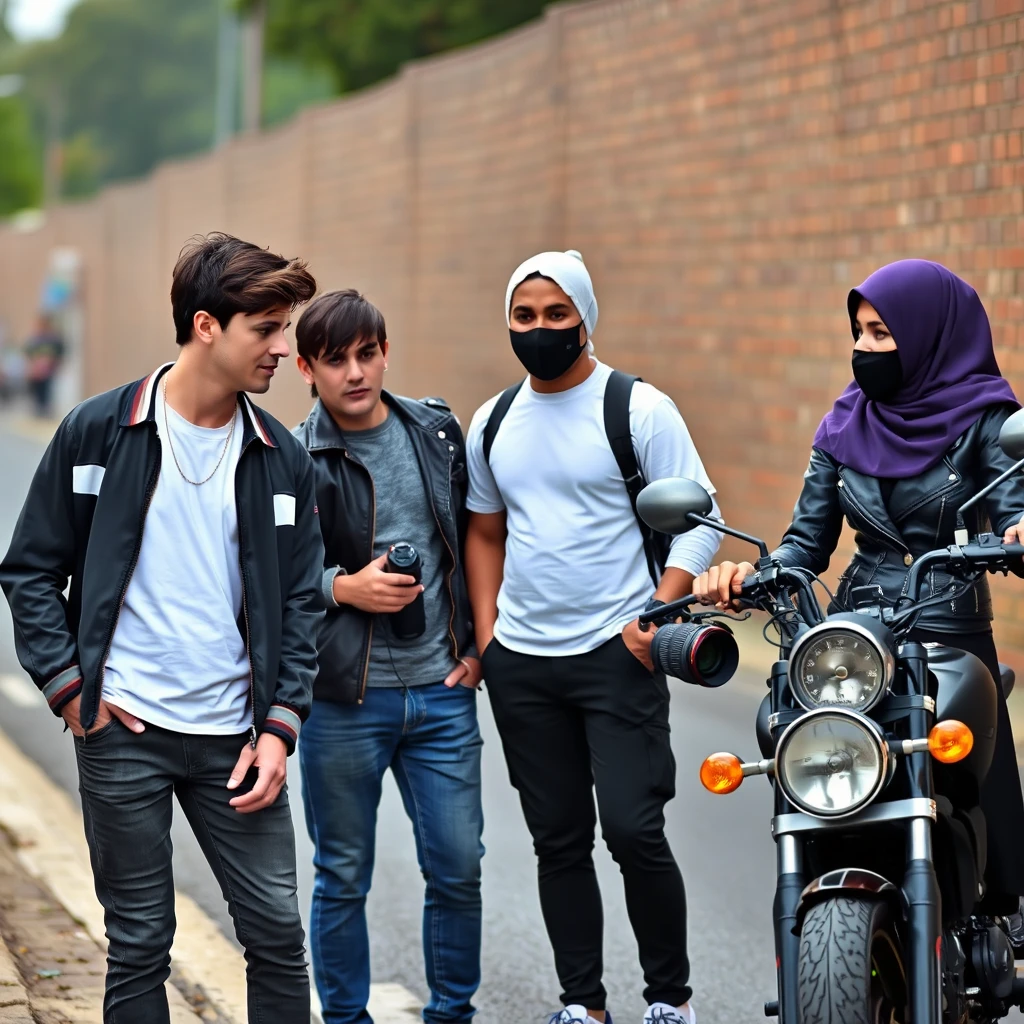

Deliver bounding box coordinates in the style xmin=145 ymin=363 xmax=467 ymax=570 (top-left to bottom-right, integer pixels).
xmin=636 ymin=478 xmax=714 ymax=535
xmin=998 ymin=409 xmax=1024 ymax=461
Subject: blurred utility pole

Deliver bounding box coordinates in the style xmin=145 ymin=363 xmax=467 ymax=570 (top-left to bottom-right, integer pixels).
xmin=213 ymin=0 xmax=239 ymax=146
xmin=43 ymin=85 xmax=63 ymax=207
xmin=240 ymin=0 xmax=265 ymax=134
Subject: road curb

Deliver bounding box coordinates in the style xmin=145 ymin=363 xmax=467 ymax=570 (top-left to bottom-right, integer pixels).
xmin=0 ymin=934 xmax=31 ymax=1024
xmin=0 ymin=725 xmax=243 ymax=1023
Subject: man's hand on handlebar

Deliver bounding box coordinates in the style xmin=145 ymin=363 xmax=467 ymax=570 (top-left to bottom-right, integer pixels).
xmin=693 ymin=561 xmax=756 ymax=610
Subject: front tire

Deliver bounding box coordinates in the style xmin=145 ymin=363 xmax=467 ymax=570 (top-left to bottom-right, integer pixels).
xmin=798 ymin=897 xmax=906 ymax=1024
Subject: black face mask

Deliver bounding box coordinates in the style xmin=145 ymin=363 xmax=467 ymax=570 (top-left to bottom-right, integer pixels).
xmin=510 ymin=323 xmax=585 ymax=381
xmin=852 ymin=349 xmax=903 ymax=403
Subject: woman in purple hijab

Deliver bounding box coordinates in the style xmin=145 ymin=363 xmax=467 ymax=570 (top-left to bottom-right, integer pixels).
xmin=696 ymin=259 xmax=1024 ymax=916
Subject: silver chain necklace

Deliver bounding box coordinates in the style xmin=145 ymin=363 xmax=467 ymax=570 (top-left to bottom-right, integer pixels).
xmin=161 ymin=377 xmax=236 ymax=486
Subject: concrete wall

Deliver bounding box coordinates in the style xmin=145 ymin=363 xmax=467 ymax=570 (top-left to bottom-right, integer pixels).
xmin=2 ymin=0 xmax=1024 ymax=658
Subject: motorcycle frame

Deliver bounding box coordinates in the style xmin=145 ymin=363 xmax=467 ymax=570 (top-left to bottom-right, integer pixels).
xmin=767 ymin=640 xmax=942 ymax=1024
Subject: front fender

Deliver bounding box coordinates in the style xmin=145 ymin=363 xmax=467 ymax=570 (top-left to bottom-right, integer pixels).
xmin=794 ymin=868 xmax=899 ymax=933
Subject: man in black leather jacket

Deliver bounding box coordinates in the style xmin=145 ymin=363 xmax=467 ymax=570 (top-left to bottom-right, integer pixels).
xmin=292 ymin=289 xmax=483 ymax=1024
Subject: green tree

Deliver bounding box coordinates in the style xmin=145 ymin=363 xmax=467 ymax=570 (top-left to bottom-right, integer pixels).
xmin=0 ymin=0 xmax=41 ymax=213
xmin=246 ymin=0 xmax=551 ymax=93
xmin=14 ymin=0 xmax=220 ymax=189
xmin=0 ymin=94 xmax=41 ymax=215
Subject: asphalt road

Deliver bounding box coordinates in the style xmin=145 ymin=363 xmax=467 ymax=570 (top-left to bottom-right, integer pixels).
xmin=0 ymin=418 xmax=1018 ymax=1024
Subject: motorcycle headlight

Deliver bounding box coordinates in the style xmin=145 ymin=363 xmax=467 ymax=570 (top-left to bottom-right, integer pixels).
xmin=776 ymin=709 xmax=888 ymax=819
xmin=788 ymin=618 xmax=895 ymax=713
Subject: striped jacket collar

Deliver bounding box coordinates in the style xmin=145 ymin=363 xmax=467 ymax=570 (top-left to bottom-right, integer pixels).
xmin=120 ymin=363 xmax=277 ymax=447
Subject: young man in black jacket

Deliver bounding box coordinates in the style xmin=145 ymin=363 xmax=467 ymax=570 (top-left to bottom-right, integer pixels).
xmin=0 ymin=233 xmax=323 ymax=1023
xmin=293 ymin=289 xmax=483 ymax=1024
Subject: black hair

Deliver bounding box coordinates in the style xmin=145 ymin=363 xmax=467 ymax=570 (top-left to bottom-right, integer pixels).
xmin=295 ymin=289 xmax=387 ymax=398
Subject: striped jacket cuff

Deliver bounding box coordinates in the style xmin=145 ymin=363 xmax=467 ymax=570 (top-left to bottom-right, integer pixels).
xmin=263 ymin=705 xmax=302 ymax=753
xmin=43 ymin=666 xmax=83 ymax=714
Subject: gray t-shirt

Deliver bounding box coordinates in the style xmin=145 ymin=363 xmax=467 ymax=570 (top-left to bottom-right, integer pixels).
xmin=344 ymin=411 xmax=456 ymax=687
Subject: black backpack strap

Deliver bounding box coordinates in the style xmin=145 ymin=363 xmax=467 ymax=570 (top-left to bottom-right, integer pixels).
xmin=482 ymin=380 xmax=525 ymax=464
xmin=603 ymin=370 xmax=670 ymax=586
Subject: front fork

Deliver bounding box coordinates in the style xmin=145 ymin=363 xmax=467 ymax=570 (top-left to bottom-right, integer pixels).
xmin=904 ymin=818 xmax=942 ymax=1022
xmin=773 ymin=834 xmax=802 ymax=1023
xmin=903 ymin=641 xmax=942 ymax=1022
xmin=772 ymin=823 xmax=941 ymax=1024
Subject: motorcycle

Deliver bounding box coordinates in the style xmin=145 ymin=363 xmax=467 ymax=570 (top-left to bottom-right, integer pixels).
xmin=634 ymin=408 xmax=1024 ymax=1024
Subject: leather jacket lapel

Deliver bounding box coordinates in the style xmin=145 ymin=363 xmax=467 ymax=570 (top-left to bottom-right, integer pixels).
xmin=838 ymin=464 xmax=908 ymax=550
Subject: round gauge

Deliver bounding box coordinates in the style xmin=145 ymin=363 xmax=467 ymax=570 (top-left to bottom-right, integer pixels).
xmin=790 ymin=624 xmax=893 ymax=712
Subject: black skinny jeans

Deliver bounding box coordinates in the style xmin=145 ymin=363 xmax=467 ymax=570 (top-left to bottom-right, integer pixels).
xmin=75 ymin=720 xmax=310 ymax=1023
xmin=483 ymin=634 xmax=691 ymax=1011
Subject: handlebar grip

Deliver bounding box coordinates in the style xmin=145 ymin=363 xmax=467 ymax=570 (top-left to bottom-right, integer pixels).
xmin=730 ymin=575 xmax=760 ymax=610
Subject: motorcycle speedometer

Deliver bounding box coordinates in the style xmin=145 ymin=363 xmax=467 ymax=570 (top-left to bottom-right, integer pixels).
xmin=788 ymin=619 xmax=895 ymax=713
xmin=776 ymin=709 xmax=889 ymax=818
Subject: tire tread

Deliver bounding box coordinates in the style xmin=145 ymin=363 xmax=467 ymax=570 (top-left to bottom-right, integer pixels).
xmin=798 ymin=896 xmax=888 ymax=1024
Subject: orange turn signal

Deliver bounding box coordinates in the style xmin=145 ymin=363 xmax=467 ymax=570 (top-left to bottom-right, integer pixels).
xmin=928 ymin=720 xmax=974 ymax=764
xmin=700 ymin=752 xmax=745 ymax=794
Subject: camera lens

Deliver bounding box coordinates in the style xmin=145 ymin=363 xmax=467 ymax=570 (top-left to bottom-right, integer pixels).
xmin=651 ymin=621 xmax=738 ymax=687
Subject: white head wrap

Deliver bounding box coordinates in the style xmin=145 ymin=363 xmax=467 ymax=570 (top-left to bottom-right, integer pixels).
xmin=505 ymin=249 xmax=598 ymax=348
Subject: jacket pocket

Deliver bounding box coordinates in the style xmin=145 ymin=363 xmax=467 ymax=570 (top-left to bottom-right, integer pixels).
xmin=314 ymin=609 xmax=368 ymax=704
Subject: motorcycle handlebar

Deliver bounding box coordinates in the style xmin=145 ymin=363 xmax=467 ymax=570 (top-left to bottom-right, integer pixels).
xmin=905 ymin=538 xmax=1024 ymax=602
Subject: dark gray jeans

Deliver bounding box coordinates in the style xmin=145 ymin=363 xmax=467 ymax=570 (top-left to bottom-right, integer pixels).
xmin=74 ymin=719 xmax=310 ymax=1023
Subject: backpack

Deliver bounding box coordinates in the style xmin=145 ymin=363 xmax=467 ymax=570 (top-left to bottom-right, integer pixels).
xmin=481 ymin=369 xmax=671 ymax=586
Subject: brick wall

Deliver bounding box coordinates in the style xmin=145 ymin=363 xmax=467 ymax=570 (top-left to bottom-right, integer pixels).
xmin=2 ymin=0 xmax=1024 ymax=660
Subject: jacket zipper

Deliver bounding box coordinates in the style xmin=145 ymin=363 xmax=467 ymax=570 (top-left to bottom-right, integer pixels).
xmin=429 ymin=442 xmax=459 ymax=660
xmin=237 ymin=436 xmax=258 ymax=748
xmin=343 ymin=449 xmax=375 ymax=704
xmin=95 ymin=456 xmax=161 ymax=728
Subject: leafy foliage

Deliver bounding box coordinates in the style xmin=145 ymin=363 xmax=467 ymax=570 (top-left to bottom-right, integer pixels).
xmin=0 ymin=93 xmax=41 ymax=215
xmin=12 ymin=0 xmax=220 ymax=187
xmin=3 ymin=0 xmax=330 ymax=201
xmin=245 ymin=0 xmax=551 ymax=93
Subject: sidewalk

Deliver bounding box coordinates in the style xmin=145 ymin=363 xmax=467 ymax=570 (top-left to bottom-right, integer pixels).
xmin=0 ymin=710 xmax=422 ymax=1024
xmin=0 ymin=725 xmax=239 ymax=1023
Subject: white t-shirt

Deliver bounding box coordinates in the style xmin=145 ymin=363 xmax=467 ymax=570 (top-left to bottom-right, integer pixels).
xmin=102 ymin=385 xmax=251 ymax=734
xmin=466 ymin=361 xmax=722 ymax=656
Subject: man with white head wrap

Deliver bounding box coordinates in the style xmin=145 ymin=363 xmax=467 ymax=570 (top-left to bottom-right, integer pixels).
xmin=465 ymin=250 xmax=719 ymax=1024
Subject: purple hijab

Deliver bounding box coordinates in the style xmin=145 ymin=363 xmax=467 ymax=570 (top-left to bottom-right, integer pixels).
xmin=813 ymin=260 xmax=1018 ymax=477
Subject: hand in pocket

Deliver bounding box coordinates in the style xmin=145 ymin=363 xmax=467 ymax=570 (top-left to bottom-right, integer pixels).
xmin=620 ymin=618 xmax=655 ymax=672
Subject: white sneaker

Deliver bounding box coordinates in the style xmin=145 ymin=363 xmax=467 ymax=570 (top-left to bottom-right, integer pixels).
xmin=549 ymin=1006 xmax=612 ymax=1024
xmin=644 ymin=1003 xmax=696 ymax=1024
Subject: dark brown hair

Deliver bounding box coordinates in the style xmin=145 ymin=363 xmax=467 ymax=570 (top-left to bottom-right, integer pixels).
xmin=171 ymin=232 xmax=317 ymax=344
xmin=296 ymin=289 xmax=387 ymax=397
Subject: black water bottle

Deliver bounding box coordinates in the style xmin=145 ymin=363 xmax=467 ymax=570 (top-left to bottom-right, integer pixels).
xmin=386 ymin=542 xmax=425 ymax=639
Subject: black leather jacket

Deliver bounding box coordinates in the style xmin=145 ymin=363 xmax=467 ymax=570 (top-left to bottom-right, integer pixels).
xmin=294 ymin=392 xmax=474 ymax=704
xmin=0 ymin=365 xmax=324 ymax=752
xmin=773 ymin=403 xmax=1024 ymax=633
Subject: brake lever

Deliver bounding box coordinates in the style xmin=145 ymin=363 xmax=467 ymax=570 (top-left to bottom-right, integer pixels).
xmin=688 ymin=609 xmax=752 ymax=626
